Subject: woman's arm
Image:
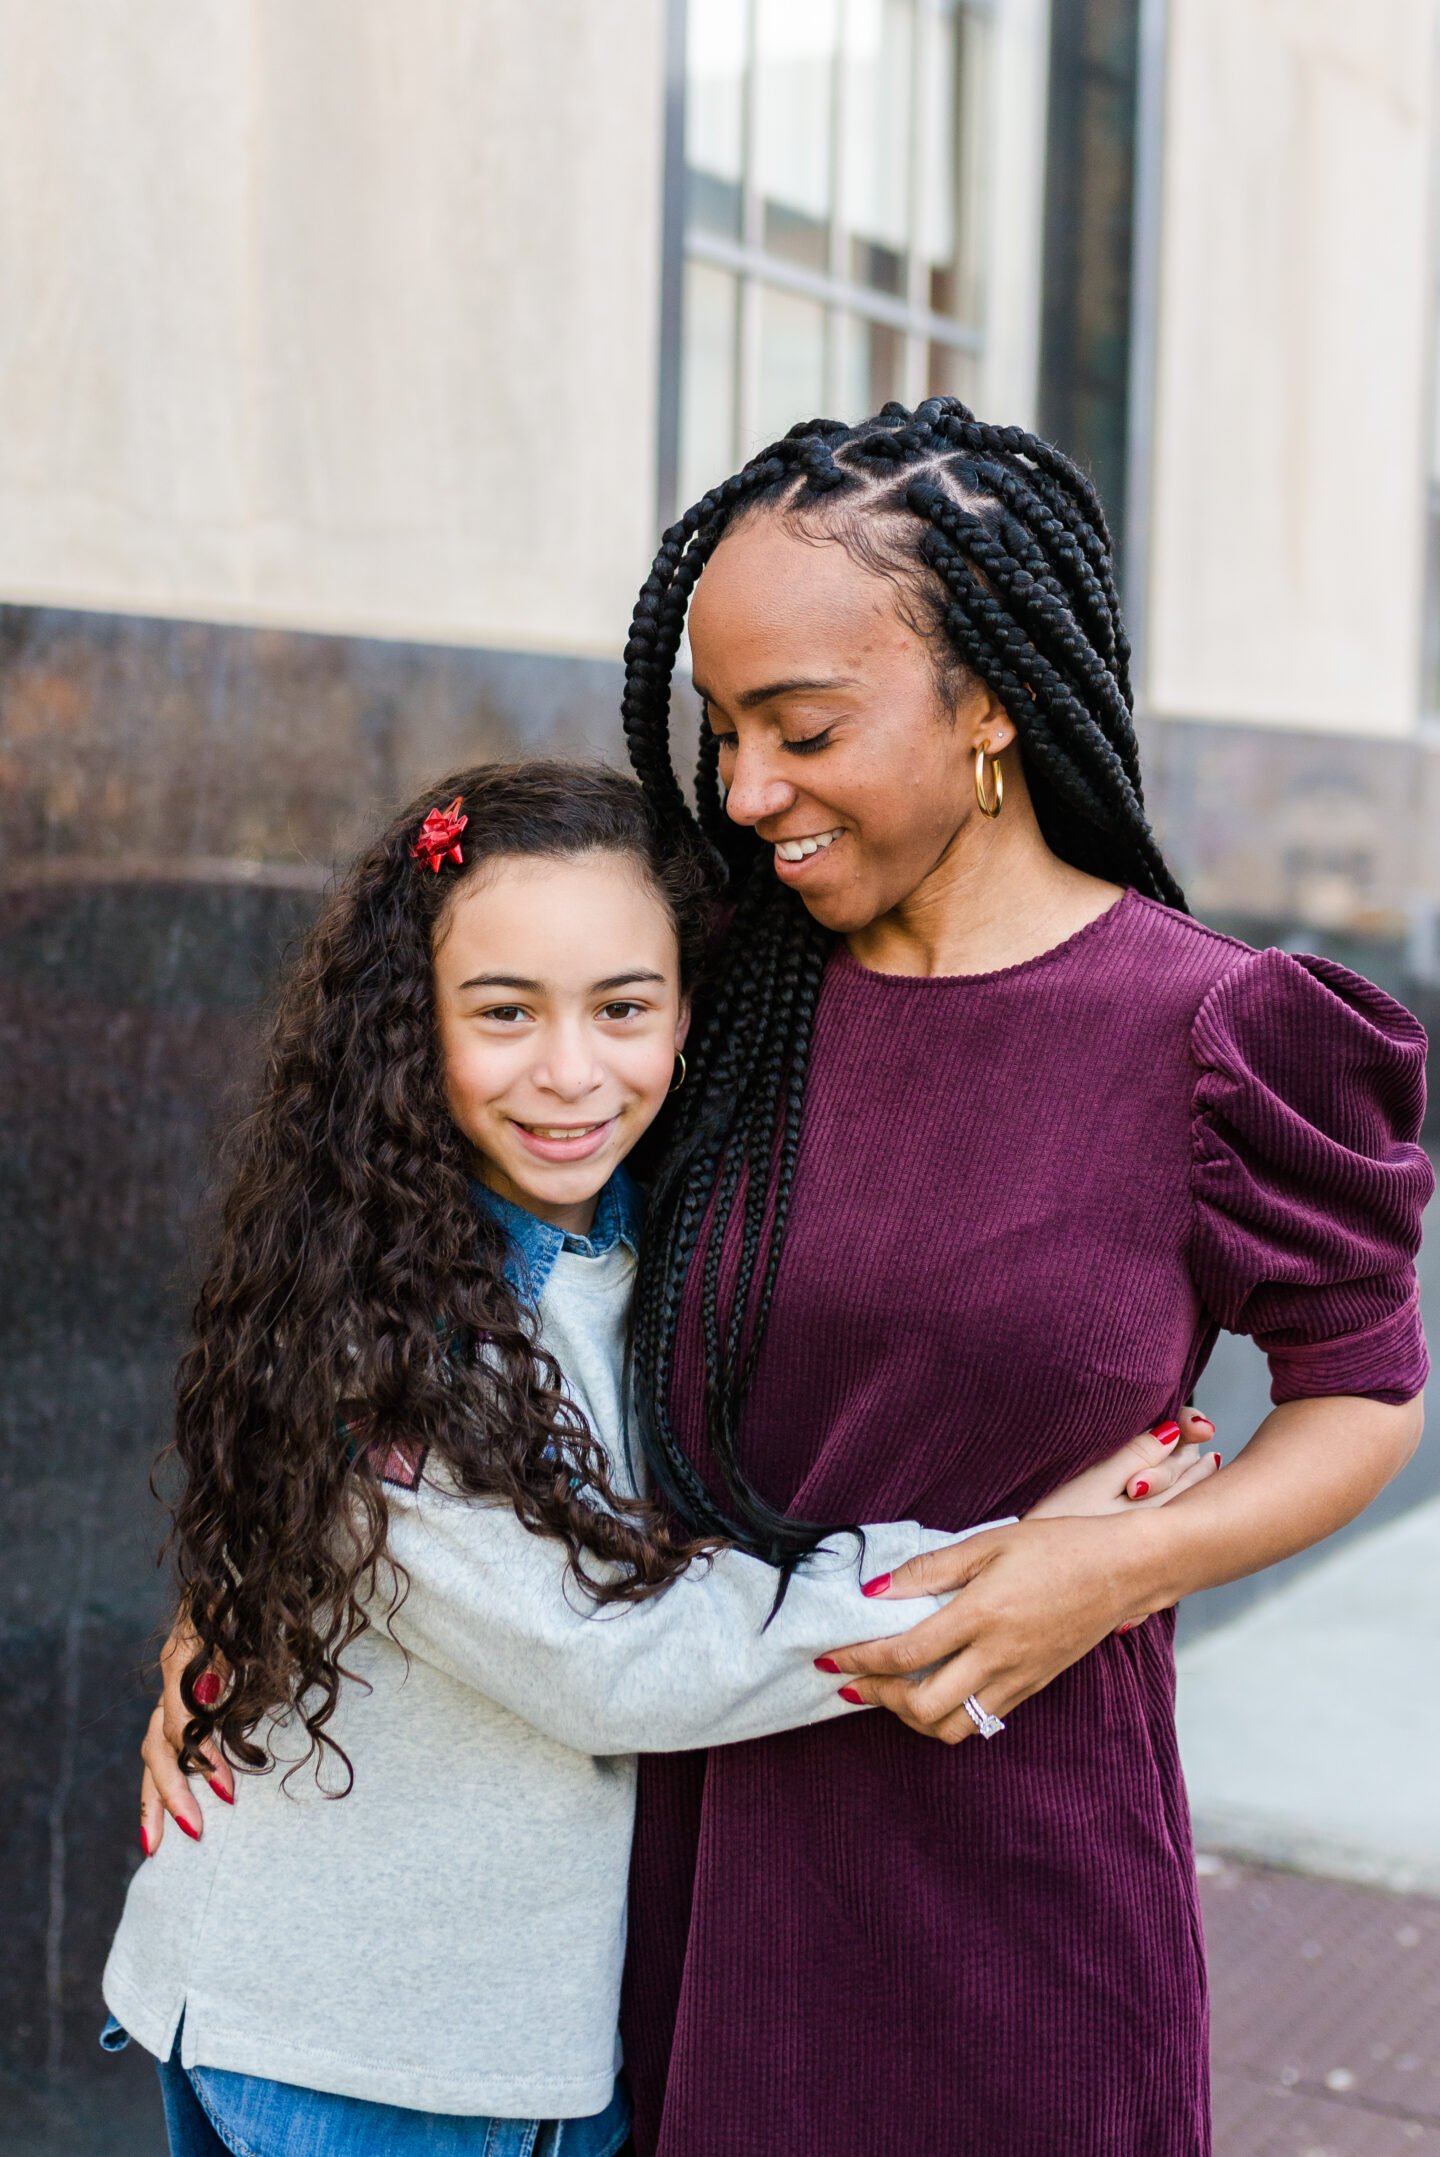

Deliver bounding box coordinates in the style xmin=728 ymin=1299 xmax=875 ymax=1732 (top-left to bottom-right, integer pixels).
xmin=822 ymin=1393 xmax=1422 ymax=1742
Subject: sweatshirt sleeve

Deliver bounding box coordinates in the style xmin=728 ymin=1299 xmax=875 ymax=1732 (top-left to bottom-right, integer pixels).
xmin=375 ymin=1487 xmax=1010 ymax=1756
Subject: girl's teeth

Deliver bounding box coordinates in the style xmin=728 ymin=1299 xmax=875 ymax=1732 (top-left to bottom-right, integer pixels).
xmin=529 ymin=1124 xmax=601 ymax=1140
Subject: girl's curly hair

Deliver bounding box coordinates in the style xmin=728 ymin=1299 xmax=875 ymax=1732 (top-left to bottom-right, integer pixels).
xmin=167 ymin=759 xmax=720 ymax=1786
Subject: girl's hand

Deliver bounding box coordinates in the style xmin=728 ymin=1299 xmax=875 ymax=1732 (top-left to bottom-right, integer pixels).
xmin=1025 ymin=1405 xmax=1220 ymax=1519
xmin=138 ymin=1620 xmax=233 ymax=1856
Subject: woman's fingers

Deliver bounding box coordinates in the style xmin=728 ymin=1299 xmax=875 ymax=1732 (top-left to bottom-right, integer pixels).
xmin=140 ymin=1763 xmax=166 ymax=1857
xmin=140 ymin=1698 xmax=205 ymax=1842
xmin=825 ymin=1516 xmax=1137 ymax=1735
xmin=840 ymin=1643 xmax=1028 ymax=1746
xmin=859 ymin=1523 xmax=1009 ymax=1602
xmin=156 ymin=1623 xmax=234 ymax=1802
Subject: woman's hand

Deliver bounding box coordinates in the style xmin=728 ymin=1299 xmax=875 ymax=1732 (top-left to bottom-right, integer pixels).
xmin=139 ymin=1619 xmax=233 ymax=1856
xmin=820 ymin=1393 xmax=1421 ymax=1746
xmin=825 ymin=1511 xmax=1154 ymax=1744
xmin=1027 ymin=1406 xmax=1220 ymax=1518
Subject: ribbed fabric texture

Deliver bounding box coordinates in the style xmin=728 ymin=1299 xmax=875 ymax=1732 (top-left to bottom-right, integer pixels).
xmin=621 ymin=893 xmax=1432 ymax=2157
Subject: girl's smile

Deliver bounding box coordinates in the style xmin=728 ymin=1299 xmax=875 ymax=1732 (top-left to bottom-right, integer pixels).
xmin=510 ymin=1115 xmax=617 ymax=1162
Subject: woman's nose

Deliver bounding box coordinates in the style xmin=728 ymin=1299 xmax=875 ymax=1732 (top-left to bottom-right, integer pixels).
xmin=722 ymin=745 xmax=797 ymax=829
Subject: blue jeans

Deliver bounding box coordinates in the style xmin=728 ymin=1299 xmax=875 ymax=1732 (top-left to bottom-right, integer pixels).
xmin=103 ymin=2018 xmax=632 ymax=2157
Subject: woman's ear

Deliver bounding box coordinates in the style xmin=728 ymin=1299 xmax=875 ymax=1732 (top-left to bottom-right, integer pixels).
xmin=675 ymin=1000 xmax=692 ymax=1053
xmin=965 ymin=690 xmax=1014 ymax=756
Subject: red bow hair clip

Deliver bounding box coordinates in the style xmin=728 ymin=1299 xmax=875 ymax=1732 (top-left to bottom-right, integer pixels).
xmin=411 ymin=797 xmax=468 ymax=872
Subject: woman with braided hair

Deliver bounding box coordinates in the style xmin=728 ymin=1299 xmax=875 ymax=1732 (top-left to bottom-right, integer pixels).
xmin=616 ymin=400 xmax=1430 ymax=2156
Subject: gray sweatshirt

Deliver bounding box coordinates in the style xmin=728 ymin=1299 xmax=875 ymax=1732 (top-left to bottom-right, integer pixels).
xmin=103 ymin=1231 xmax=1002 ymax=2117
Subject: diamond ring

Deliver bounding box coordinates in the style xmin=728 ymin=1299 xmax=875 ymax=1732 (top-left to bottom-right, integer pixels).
xmin=962 ymin=1694 xmax=1005 ymax=1739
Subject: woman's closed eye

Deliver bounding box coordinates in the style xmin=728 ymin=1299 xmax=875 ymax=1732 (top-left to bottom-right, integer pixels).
xmin=784 ymin=728 xmax=832 ymax=757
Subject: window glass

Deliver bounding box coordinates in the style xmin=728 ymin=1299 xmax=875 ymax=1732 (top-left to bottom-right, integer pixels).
xmin=679 ymin=0 xmax=988 ymax=481
xmin=680 ymin=262 xmax=739 ymax=509
xmin=757 ymin=288 xmax=827 ymax=445
xmin=841 ymin=0 xmax=912 ymax=294
xmin=927 ymin=340 xmax=979 ymax=404
xmin=687 ymin=0 xmax=746 ymax=237
xmin=755 ymin=0 xmax=838 ymax=269
xmin=838 ymin=311 xmax=906 ymax=415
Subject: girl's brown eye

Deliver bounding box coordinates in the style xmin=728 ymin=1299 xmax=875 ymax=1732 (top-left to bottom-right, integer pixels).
xmin=600 ymin=1001 xmax=644 ymax=1021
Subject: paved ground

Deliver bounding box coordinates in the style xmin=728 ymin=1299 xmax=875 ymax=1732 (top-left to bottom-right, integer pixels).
xmin=1177 ymin=1494 xmax=1440 ymax=1893
xmin=1203 ymin=1855 xmax=1440 ymax=2155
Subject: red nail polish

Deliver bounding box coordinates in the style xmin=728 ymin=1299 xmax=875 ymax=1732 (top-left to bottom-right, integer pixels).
xmin=1153 ymin=1421 xmax=1180 ymax=1446
xmin=194 ymin=1672 xmax=221 ymax=1706
xmin=839 ymin=1686 xmax=864 ymax=1705
xmin=140 ymin=1826 xmax=152 ymax=1857
xmin=814 ymin=1656 xmax=840 ymax=1674
xmin=176 ymin=1815 xmax=201 ymax=1843
xmin=860 ymin=1573 xmax=891 ymax=1599
xmin=1115 ymin=1623 xmax=1133 ymax=1636
xmin=1213 ymin=1452 xmax=1222 ymax=1468
xmin=1191 ymin=1416 xmax=1215 ymax=1434
xmin=207 ymin=1778 xmax=233 ymax=1806
xmin=1132 ymin=1480 xmax=1149 ymax=1498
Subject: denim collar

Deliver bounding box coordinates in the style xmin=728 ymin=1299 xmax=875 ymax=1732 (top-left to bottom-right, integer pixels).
xmin=470 ymin=1164 xmax=643 ymax=1300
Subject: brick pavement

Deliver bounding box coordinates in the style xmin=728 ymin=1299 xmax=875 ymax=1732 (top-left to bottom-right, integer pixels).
xmin=1202 ymin=1854 xmax=1440 ymax=2155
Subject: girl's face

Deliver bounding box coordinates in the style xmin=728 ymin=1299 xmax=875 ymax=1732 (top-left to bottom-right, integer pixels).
xmin=687 ymin=514 xmax=1014 ymax=937
xmin=433 ymin=852 xmax=689 ymax=1235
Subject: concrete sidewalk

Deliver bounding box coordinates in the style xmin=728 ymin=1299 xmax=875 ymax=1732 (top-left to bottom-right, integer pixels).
xmin=1177 ymin=1492 xmax=1440 ymax=1895
xmin=1203 ymin=1856 xmax=1440 ymax=2154
xmin=1181 ymin=1485 xmax=1440 ymax=2151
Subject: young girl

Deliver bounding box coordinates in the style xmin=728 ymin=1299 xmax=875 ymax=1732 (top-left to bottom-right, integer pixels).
xmin=108 ymin=761 xmax=1217 ymax=2157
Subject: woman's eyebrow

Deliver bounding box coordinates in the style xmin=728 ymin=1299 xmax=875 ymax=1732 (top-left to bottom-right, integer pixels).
xmin=458 ymin=972 xmax=540 ymax=992
xmin=694 ymin=675 xmax=858 ymax=712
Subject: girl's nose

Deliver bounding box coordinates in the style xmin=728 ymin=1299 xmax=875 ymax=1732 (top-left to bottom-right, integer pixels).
xmin=537 ymin=1031 xmax=604 ymax=1100
xmin=722 ymin=745 xmax=797 ymax=829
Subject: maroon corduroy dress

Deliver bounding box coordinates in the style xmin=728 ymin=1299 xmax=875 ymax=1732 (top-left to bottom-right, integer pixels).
xmin=620 ymin=892 xmax=1432 ymax=2157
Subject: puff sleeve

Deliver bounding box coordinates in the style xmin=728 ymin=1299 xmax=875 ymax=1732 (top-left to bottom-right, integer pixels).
xmin=1189 ymin=948 xmax=1433 ymax=1404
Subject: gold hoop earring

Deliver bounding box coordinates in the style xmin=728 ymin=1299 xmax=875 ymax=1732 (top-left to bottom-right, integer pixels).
xmin=974 ymin=744 xmax=1004 ymax=820
xmin=669 ymin=1052 xmax=687 ymax=1094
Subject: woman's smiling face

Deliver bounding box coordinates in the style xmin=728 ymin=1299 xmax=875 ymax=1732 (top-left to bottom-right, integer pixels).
xmin=687 ymin=513 xmax=1010 ymax=937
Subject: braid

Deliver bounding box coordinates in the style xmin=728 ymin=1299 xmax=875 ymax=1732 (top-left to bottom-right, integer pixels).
xmin=625 ymin=399 xmax=1185 ymax=1568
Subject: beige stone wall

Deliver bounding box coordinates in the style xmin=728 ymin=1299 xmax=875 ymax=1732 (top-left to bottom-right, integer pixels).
xmin=1143 ymin=0 xmax=1435 ymax=738
xmin=0 ymin=0 xmax=666 ymax=659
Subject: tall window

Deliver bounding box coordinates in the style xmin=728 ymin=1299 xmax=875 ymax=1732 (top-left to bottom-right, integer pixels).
xmin=678 ymin=0 xmax=991 ymax=513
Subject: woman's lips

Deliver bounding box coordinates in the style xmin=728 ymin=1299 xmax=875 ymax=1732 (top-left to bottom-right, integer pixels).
xmin=510 ymin=1117 xmax=617 ymax=1163
xmin=772 ymin=829 xmax=843 ymax=880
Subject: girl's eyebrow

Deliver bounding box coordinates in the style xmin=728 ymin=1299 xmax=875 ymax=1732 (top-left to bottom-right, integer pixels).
xmin=456 ymin=970 xmax=667 ymax=994
xmin=592 ymin=970 xmax=667 ymax=994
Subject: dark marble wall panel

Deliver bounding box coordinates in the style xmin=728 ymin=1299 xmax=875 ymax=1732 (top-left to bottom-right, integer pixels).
xmin=0 ymin=606 xmax=625 ymax=2152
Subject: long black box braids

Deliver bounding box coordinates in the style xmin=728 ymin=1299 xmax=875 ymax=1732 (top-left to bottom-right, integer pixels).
xmin=621 ymin=396 xmax=1186 ymax=1570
